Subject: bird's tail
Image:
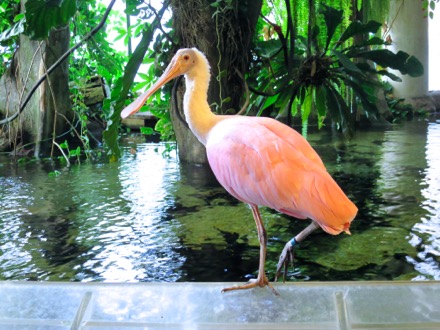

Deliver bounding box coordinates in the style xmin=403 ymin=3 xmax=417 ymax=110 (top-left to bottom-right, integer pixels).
xmin=302 ymin=172 xmax=358 ymax=236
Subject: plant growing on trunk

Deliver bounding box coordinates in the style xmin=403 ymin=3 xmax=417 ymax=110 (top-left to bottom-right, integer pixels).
xmin=249 ymin=4 xmax=424 ymax=136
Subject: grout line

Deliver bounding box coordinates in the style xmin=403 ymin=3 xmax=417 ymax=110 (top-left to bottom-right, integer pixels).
xmin=0 ymin=319 xmax=68 ymax=327
xmin=70 ymin=291 xmax=93 ymax=330
xmin=351 ymin=322 xmax=440 ymax=329
xmin=335 ymin=291 xmax=351 ymax=330
xmin=82 ymin=321 xmax=336 ymax=329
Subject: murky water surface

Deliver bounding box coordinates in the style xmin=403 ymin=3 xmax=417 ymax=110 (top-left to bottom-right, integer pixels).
xmin=1 ymin=119 xmax=439 ymax=283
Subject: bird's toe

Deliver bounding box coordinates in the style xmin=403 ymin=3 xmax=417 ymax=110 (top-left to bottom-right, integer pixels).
xmin=275 ymin=241 xmax=295 ymax=282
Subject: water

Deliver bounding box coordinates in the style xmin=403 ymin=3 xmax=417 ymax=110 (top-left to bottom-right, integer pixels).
xmin=0 ymin=119 xmax=439 ymax=283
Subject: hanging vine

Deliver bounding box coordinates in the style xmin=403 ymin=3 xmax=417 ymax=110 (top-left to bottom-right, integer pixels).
xmin=363 ymin=0 xmax=390 ymax=24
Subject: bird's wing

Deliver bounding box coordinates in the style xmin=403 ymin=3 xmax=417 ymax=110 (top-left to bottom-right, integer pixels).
xmin=206 ymin=117 xmax=357 ymax=235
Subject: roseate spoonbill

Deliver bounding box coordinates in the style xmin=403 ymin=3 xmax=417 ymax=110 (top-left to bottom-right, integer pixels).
xmin=121 ymin=48 xmax=358 ymax=294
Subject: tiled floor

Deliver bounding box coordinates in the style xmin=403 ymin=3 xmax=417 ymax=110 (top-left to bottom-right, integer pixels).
xmin=0 ymin=281 xmax=439 ymax=329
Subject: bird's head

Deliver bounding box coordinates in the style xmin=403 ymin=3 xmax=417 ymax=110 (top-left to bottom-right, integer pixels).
xmin=121 ymin=48 xmax=205 ymax=119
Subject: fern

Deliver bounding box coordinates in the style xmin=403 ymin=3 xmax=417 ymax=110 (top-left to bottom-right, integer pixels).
xmin=364 ymin=0 xmax=390 ymax=24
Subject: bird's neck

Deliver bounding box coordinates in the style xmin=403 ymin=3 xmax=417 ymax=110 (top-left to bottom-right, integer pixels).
xmin=183 ymin=68 xmax=220 ymax=146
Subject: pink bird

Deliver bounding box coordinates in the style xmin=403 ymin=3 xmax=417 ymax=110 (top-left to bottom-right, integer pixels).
xmin=121 ymin=48 xmax=358 ymax=294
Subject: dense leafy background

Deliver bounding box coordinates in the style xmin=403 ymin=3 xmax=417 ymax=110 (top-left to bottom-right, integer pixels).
xmin=0 ymin=0 xmax=427 ymax=160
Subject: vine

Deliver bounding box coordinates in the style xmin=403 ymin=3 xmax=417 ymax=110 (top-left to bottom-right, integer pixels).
xmin=210 ymin=0 xmax=242 ymax=113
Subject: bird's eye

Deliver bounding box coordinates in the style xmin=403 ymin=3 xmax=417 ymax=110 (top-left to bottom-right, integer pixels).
xmin=183 ymin=55 xmax=190 ymax=61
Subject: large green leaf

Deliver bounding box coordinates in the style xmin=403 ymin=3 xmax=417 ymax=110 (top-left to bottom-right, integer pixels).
xmin=356 ymin=62 xmax=403 ymax=82
xmin=103 ymin=2 xmax=169 ymax=160
xmin=338 ymin=20 xmax=382 ymax=44
xmin=103 ymin=28 xmax=153 ymax=161
xmin=319 ymin=5 xmax=343 ymax=52
xmin=262 ymin=94 xmax=279 ymax=110
xmin=314 ymin=85 xmax=327 ymax=128
xmin=324 ymin=83 xmax=353 ymax=137
xmin=376 ymin=69 xmax=402 ymax=82
xmin=302 ymin=86 xmax=313 ymax=125
xmin=25 ymin=0 xmax=77 ymax=40
xmin=343 ymin=78 xmax=379 ymax=117
xmin=254 ymin=39 xmax=283 ymax=59
xmin=342 ymin=37 xmax=388 ymax=53
xmin=333 ymin=50 xmax=364 ymax=75
xmin=355 ymin=49 xmax=424 ymax=77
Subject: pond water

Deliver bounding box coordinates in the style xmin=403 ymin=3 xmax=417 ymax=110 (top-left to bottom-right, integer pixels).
xmin=0 ymin=118 xmax=439 ymax=283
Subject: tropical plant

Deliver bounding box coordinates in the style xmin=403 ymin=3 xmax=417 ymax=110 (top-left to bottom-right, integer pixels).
xmin=0 ymin=0 xmax=427 ymax=162
xmin=249 ymin=4 xmax=424 ymax=136
xmin=0 ymin=0 xmax=21 ymax=77
xmin=102 ymin=0 xmax=173 ymax=160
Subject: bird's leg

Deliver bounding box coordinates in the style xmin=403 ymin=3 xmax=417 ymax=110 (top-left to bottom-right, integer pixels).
xmin=222 ymin=205 xmax=279 ymax=296
xmin=275 ymin=221 xmax=320 ymax=282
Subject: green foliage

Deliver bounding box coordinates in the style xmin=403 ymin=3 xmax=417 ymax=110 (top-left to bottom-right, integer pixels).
xmin=57 ymin=139 xmax=81 ymax=165
xmin=422 ymin=0 xmax=439 ymax=18
xmin=103 ymin=0 xmax=175 ymax=160
xmin=0 ymin=11 xmax=23 ymax=43
xmin=0 ymin=0 xmax=122 ymax=160
xmin=0 ymin=0 xmax=429 ymax=162
xmin=48 ymin=170 xmax=61 ymax=177
xmin=103 ymin=14 xmax=169 ymax=159
xmin=0 ymin=0 xmax=20 ymax=77
xmin=250 ymin=3 xmax=424 ymax=136
xmin=363 ymin=0 xmax=390 ymax=24
xmin=25 ymin=0 xmax=77 ymax=39
xmin=70 ymin=1 xmax=128 ymax=161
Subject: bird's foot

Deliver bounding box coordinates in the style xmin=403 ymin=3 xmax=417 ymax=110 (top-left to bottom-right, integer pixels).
xmin=222 ymin=274 xmax=279 ymax=296
xmin=275 ymin=239 xmax=296 ymax=283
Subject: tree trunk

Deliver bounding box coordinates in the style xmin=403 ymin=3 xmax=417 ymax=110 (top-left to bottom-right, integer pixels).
xmin=387 ymin=0 xmax=428 ymax=98
xmin=169 ymin=0 xmax=262 ymax=163
xmin=38 ymin=26 xmax=73 ymax=156
xmin=0 ymin=17 xmax=72 ymax=156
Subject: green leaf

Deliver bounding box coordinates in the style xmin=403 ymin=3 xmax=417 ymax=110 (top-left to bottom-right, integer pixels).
xmin=13 ymin=13 xmax=25 ymax=22
xmin=338 ymin=20 xmax=382 ymax=44
xmin=355 ymin=62 xmax=403 ymax=82
xmin=324 ymin=83 xmax=353 ymax=137
xmin=137 ymin=72 xmax=150 ymax=80
xmin=25 ymin=0 xmax=77 ymax=40
xmin=333 ymin=50 xmax=364 ymax=75
xmin=311 ymin=24 xmax=321 ymax=53
xmin=48 ymin=170 xmax=61 ymax=178
xmin=142 ymin=57 xmax=155 ymax=64
xmin=314 ymin=85 xmax=327 ymax=128
xmin=302 ymin=86 xmax=313 ymax=125
xmin=376 ymin=70 xmax=402 ymax=82
xmin=131 ymin=82 xmax=148 ymax=92
xmin=104 ymin=15 xmax=163 ymax=160
xmin=113 ymin=33 xmax=125 ymax=42
xmin=356 ymin=49 xmax=424 ymax=77
xmin=140 ymin=127 xmax=154 ymax=135
xmin=255 ymin=39 xmax=283 ymax=58
xmin=342 ymin=37 xmax=388 ymax=53
xmin=290 ymin=98 xmax=299 ymax=117
xmin=319 ymin=5 xmax=343 ymax=52
xmin=262 ymin=94 xmax=279 ymax=110
xmin=343 ymin=78 xmax=379 ymax=117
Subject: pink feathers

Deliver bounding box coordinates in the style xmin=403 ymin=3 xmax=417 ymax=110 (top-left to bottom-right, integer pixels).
xmin=206 ymin=116 xmax=357 ymax=235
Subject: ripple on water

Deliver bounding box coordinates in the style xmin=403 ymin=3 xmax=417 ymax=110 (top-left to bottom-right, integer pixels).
xmin=1 ymin=123 xmax=440 ymax=282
